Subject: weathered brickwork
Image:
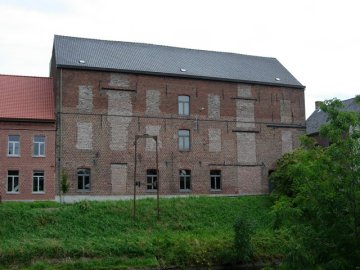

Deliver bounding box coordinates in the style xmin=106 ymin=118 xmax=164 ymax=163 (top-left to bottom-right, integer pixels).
xmin=109 ymin=73 xmax=130 ymax=88
xmin=77 ymin=85 xmax=93 ymax=113
xmin=236 ymin=133 xmax=257 ymax=163
xmin=76 ymin=122 xmax=93 ymax=150
xmin=281 ymin=130 xmax=293 ymax=154
xmin=146 ymin=90 xmax=161 ymax=115
xmin=145 ymin=125 xmax=162 ymax=151
xmin=111 ymin=163 xmax=127 ymax=194
xmin=106 ymin=91 xmax=133 ymax=151
xmin=208 ymin=128 xmax=221 ymax=153
xmin=280 ymin=99 xmax=292 ymax=123
xmin=53 ymin=69 xmax=305 ymax=198
xmin=236 ymin=85 xmax=255 ymax=128
xmin=208 ymin=94 xmax=220 ymax=119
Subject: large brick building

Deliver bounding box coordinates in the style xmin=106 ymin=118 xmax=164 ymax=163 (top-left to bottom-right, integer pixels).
xmin=51 ymin=35 xmax=305 ymax=200
xmin=0 ymin=75 xmax=56 ymax=201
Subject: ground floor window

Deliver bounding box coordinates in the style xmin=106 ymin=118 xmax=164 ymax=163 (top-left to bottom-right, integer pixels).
xmin=210 ymin=170 xmax=221 ymax=190
xmin=146 ymin=169 xmax=158 ymax=191
xmin=33 ymin=171 xmax=44 ymax=193
xmin=77 ymin=168 xmax=90 ymax=191
xmin=180 ymin=169 xmax=191 ymax=191
xmin=7 ymin=170 xmax=19 ymax=193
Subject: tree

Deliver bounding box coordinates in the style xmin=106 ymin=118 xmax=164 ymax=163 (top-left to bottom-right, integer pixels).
xmin=270 ymin=96 xmax=360 ymax=269
xmin=60 ymin=170 xmax=70 ymax=204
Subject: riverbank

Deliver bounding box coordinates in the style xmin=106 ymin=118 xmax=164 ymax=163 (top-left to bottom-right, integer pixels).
xmin=0 ymin=196 xmax=283 ymax=269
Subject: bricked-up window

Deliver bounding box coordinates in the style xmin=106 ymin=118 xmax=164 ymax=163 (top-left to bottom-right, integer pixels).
xmin=178 ymin=130 xmax=190 ymax=151
xmin=146 ymin=169 xmax=158 ymax=191
xmin=77 ymin=169 xmax=90 ymax=191
xmin=33 ymin=171 xmax=44 ymax=193
xmin=7 ymin=170 xmax=19 ymax=193
xmin=210 ymin=170 xmax=221 ymax=190
xmin=178 ymin=95 xmax=190 ymax=115
xmin=180 ymin=169 xmax=191 ymax=191
xmin=8 ymin=135 xmax=20 ymax=156
xmin=33 ymin=136 xmax=45 ymax=157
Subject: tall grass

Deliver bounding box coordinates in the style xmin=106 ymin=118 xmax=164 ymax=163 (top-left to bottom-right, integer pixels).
xmin=0 ymin=196 xmax=280 ymax=269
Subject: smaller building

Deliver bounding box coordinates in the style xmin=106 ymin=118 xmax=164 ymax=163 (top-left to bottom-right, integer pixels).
xmin=306 ymin=98 xmax=360 ymax=146
xmin=0 ymin=75 xmax=56 ymax=201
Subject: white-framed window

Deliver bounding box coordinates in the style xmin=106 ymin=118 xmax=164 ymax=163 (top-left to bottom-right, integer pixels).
xmin=146 ymin=169 xmax=158 ymax=191
xmin=77 ymin=168 xmax=90 ymax=191
xmin=210 ymin=170 xmax=221 ymax=191
xmin=7 ymin=170 xmax=19 ymax=193
xmin=178 ymin=95 xmax=190 ymax=115
xmin=33 ymin=171 xmax=45 ymax=193
xmin=178 ymin=130 xmax=190 ymax=151
xmin=8 ymin=135 xmax=20 ymax=156
xmin=180 ymin=169 xmax=191 ymax=191
xmin=33 ymin=135 xmax=46 ymax=157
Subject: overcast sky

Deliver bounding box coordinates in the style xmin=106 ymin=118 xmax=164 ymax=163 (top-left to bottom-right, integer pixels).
xmin=0 ymin=0 xmax=359 ymax=117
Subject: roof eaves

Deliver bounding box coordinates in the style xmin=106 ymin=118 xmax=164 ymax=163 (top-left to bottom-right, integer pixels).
xmin=0 ymin=117 xmax=56 ymax=123
xmin=0 ymin=74 xmax=53 ymax=80
xmin=56 ymin=64 xmax=306 ymax=90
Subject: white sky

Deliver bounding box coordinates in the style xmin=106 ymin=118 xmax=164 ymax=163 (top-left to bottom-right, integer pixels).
xmin=0 ymin=0 xmax=359 ymax=117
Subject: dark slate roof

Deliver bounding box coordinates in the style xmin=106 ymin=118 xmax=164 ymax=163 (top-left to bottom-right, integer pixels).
xmin=53 ymin=35 xmax=304 ymax=89
xmin=306 ymin=98 xmax=360 ymax=134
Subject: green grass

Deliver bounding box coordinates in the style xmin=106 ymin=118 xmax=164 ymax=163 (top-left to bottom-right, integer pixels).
xmin=0 ymin=196 xmax=282 ymax=269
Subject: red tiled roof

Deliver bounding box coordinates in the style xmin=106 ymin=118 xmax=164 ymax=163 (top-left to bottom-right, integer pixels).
xmin=0 ymin=74 xmax=55 ymax=121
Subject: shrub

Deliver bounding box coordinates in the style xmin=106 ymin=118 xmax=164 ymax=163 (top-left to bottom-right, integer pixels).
xmin=233 ymin=217 xmax=253 ymax=262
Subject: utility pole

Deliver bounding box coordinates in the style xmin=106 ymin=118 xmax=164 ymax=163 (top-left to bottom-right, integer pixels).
xmin=133 ymin=134 xmax=160 ymax=220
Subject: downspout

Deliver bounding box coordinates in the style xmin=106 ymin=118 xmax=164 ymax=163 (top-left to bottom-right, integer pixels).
xmin=57 ymin=68 xmax=63 ymax=199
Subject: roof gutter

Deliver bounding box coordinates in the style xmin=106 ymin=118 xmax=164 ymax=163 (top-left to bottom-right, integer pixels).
xmin=0 ymin=118 xmax=55 ymax=123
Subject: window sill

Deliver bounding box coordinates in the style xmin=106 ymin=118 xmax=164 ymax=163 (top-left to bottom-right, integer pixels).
xmin=32 ymin=155 xmax=46 ymax=158
xmin=180 ymin=189 xmax=191 ymax=192
xmin=179 ymin=150 xmax=191 ymax=152
xmin=7 ymin=155 xmax=20 ymax=158
xmin=210 ymin=189 xmax=222 ymax=192
xmin=146 ymin=189 xmax=158 ymax=193
xmin=6 ymin=192 xmax=20 ymax=194
xmin=32 ymin=192 xmax=45 ymax=194
xmin=77 ymin=190 xmax=91 ymax=193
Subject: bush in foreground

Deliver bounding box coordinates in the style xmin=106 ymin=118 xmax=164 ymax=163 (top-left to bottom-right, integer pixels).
xmin=271 ymin=97 xmax=360 ymax=269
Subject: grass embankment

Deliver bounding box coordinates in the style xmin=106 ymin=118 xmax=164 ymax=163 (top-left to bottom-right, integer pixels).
xmin=0 ymin=196 xmax=283 ymax=269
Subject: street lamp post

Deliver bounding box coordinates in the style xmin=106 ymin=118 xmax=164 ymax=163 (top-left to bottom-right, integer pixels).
xmin=133 ymin=134 xmax=160 ymax=220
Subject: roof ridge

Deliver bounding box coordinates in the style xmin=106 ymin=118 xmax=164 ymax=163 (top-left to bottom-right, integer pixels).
xmin=54 ymin=34 xmax=276 ymax=61
xmin=341 ymin=97 xmax=356 ymax=102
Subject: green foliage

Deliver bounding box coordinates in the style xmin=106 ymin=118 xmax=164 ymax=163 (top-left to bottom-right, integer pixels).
xmin=233 ymin=217 xmax=253 ymax=262
xmin=0 ymin=196 xmax=277 ymax=269
xmin=270 ymin=97 xmax=360 ymax=269
xmin=61 ymin=170 xmax=69 ymax=195
xmin=77 ymin=200 xmax=92 ymax=211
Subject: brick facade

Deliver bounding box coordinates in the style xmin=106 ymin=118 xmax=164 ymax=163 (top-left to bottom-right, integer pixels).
xmin=53 ymin=69 xmax=305 ymax=198
xmin=0 ymin=121 xmax=56 ymax=201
